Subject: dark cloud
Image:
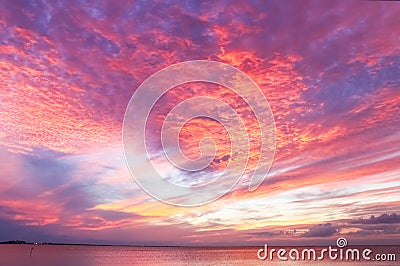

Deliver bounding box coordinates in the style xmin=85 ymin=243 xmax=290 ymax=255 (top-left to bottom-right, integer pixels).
xmin=352 ymin=213 xmax=400 ymax=225
xmin=0 ymin=217 xmax=72 ymax=243
xmin=0 ymin=206 xmax=24 ymax=217
xmin=303 ymin=223 xmax=337 ymax=238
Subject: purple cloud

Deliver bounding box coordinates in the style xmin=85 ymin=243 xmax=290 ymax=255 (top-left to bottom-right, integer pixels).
xmin=303 ymin=223 xmax=337 ymax=238
xmin=352 ymin=213 xmax=400 ymax=225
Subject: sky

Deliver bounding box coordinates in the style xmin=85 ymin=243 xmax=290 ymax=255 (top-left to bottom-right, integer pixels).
xmin=0 ymin=0 xmax=399 ymax=246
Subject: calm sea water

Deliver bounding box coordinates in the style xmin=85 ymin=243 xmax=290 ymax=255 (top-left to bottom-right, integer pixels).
xmin=0 ymin=245 xmax=398 ymax=266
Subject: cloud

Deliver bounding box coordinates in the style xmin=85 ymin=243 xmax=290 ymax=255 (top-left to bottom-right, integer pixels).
xmin=0 ymin=217 xmax=65 ymax=243
xmin=248 ymin=230 xmax=282 ymax=237
xmin=352 ymin=213 xmax=400 ymax=225
xmin=303 ymin=223 xmax=337 ymax=238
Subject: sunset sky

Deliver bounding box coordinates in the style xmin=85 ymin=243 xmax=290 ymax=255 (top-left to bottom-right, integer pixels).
xmin=0 ymin=1 xmax=399 ymax=246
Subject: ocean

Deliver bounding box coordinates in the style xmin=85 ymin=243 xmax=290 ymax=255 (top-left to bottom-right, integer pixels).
xmin=0 ymin=245 xmax=398 ymax=265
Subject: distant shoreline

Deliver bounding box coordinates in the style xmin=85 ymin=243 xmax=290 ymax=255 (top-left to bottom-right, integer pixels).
xmin=1 ymin=240 xmax=399 ymax=248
